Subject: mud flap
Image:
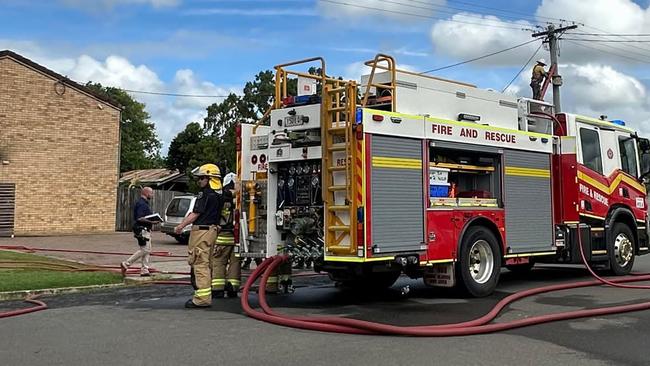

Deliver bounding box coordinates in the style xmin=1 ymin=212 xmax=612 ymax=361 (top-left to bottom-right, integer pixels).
xmin=423 ymin=263 xmax=455 ymax=287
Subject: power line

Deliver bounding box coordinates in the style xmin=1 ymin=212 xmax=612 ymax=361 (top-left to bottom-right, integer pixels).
xmin=123 ymin=89 xmax=239 ymax=98
xmin=444 ymin=0 xmax=569 ymax=23
xmin=565 ymin=32 xmax=650 ymax=37
xmin=561 ymin=38 xmax=650 ymax=43
xmin=502 ymin=43 xmax=542 ymax=92
xmin=565 ymin=34 xmax=650 ymax=60
xmin=419 ymin=38 xmax=540 ymax=74
xmin=579 ymin=24 xmax=650 ymax=56
xmin=396 ymin=0 xmax=547 ymax=28
xmin=565 ymin=40 xmax=650 ymax=64
xmin=319 ymin=0 xmax=535 ymax=31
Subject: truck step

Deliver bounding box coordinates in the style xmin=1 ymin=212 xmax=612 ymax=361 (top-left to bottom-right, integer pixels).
xmin=328 ymin=226 xmax=350 ymax=232
xmin=328 ymin=185 xmax=348 ymax=191
xmin=328 ymin=205 xmax=350 ymax=211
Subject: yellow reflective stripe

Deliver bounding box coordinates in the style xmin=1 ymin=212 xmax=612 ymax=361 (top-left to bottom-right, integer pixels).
xmin=211 ymin=279 xmax=226 ymax=285
xmin=577 ymin=171 xmax=646 ymax=195
xmin=194 ymin=288 xmax=212 ymax=297
xmin=579 ymin=212 xmax=606 ymax=221
xmin=324 ymin=255 xmax=394 ymax=263
xmin=505 ymin=166 xmax=550 ymax=178
xmin=372 ymin=157 xmax=422 ymax=170
xmin=228 ymin=279 xmax=241 ymax=286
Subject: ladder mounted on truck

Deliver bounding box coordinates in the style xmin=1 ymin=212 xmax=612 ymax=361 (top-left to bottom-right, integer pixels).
xmin=272 ymin=54 xmax=396 ymax=257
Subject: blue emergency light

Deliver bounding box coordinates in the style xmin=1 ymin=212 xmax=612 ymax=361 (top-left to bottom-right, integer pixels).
xmin=356 ymin=107 xmax=363 ymax=124
xmin=611 ymin=119 xmax=626 ymax=126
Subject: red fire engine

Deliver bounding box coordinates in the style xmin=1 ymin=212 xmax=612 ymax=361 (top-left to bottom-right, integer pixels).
xmin=235 ymin=55 xmax=650 ymax=297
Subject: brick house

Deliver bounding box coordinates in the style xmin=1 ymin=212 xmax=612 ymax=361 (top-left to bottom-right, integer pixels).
xmin=0 ymin=50 xmax=121 ymax=236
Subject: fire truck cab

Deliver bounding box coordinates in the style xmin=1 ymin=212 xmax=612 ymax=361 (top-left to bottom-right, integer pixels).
xmin=235 ymin=55 xmax=650 ymax=296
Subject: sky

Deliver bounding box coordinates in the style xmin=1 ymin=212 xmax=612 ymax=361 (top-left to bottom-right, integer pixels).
xmin=2 ymin=0 xmax=650 ymax=155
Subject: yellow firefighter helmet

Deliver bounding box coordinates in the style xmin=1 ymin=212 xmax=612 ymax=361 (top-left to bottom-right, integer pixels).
xmin=192 ymin=163 xmax=222 ymax=190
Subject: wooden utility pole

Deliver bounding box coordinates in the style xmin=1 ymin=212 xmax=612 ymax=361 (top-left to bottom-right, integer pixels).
xmin=532 ymin=24 xmax=578 ymax=113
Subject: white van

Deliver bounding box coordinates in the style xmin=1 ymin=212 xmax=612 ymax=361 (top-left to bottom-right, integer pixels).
xmin=160 ymin=195 xmax=195 ymax=244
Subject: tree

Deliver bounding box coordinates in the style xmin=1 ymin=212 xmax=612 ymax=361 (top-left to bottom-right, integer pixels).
xmin=86 ymin=83 xmax=163 ymax=172
xmin=166 ymin=122 xmax=205 ymax=173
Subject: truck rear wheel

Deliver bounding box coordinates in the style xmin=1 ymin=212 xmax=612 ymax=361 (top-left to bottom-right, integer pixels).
xmin=608 ymin=222 xmax=635 ymax=275
xmin=456 ymin=226 xmax=501 ymax=297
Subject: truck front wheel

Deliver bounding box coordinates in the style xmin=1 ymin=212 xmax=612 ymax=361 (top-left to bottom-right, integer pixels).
xmin=608 ymin=222 xmax=635 ymax=275
xmin=456 ymin=226 xmax=501 ymax=297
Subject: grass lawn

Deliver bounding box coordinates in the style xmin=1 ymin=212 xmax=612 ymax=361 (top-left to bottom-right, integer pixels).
xmin=0 ymin=250 xmax=123 ymax=292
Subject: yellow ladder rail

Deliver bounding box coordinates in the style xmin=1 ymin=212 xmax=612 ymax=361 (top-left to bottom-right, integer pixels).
xmin=321 ymin=80 xmax=358 ymax=256
xmin=361 ymin=53 xmax=397 ymax=112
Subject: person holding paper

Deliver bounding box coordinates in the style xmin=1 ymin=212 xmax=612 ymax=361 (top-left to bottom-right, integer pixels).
xmin=121 ymin=187 xmax=157 ymax=276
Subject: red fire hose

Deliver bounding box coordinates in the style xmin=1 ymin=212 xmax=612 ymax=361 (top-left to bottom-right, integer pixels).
xmin=241 ymin=255 xmax=650 ymax=336
xmin=0 ymin=297 xmax=48 ymax=319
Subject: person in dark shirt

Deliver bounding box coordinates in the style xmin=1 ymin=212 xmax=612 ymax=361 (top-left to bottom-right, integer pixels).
xmin=211 ymin=172 xmax=241 ymax=298
xmin=121 ymin=187 xmax=156 ymax=276
xmin=174 ymin=163 xmax=224 ymax=308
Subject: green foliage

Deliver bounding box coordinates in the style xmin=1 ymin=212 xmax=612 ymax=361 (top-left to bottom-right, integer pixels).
xmin=86 ymin=82 xmax=163 ymax=172
xmin=166 ymin=67 xmax=316 ymax=181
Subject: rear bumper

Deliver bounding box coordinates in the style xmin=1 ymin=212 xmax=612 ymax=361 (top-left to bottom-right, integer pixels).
xmin=161 ymin=222 xmax=191 ymax=236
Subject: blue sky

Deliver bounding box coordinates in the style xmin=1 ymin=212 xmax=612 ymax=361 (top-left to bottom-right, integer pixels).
xmin=2 ymin=0 xmax=650 ymax=153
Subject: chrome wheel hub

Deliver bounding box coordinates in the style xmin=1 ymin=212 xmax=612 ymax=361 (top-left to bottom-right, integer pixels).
xmin=614 ymin=233 xmax=633 ymax=267
xmin=469 ymin=239 xmax=494 ymax=284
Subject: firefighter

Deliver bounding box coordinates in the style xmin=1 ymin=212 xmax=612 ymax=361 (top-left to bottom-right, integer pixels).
xmin=175 ymin=164 xmax=223 ymax=308
xmin=530 ymin=58 xmax=548 ymax=100
xmin=211 ymin=172 xmax=241 ymax=298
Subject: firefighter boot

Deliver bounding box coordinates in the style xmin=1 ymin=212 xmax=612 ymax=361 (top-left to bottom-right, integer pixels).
xmin=225 ymin=282 xmax=237 ymax=298
xmin=212 ymin=290 xmax=225 ymax=299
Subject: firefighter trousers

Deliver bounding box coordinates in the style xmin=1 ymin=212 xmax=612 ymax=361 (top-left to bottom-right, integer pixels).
xmin=211 ymin=244 xmax=241 ymax=292
xmin=187 ymin=225 xmax=217 ymax=306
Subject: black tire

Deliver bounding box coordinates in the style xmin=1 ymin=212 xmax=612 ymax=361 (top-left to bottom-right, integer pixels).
xmin=608 ymin=222 xmax=635 ymax=275
xmin=456 ymin=225 xmax=501 ymax=297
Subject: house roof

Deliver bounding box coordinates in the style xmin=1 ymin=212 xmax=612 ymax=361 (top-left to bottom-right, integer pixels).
xmin=120 ymin=169 xmax=185 ymax=186
xmin=0 ymin=50 xmax=121 ymax=110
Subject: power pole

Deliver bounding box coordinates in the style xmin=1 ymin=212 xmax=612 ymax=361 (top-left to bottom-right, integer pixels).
xmin=532 ymin=24 xmax=577 ymax=113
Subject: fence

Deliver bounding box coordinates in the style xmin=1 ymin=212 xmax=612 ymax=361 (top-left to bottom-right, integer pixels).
xmin=116 ymin=186 xmax=184 ymax=231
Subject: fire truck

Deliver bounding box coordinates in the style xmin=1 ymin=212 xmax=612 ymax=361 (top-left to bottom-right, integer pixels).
xmin=234 ymin=54 xmax=650 ymax=297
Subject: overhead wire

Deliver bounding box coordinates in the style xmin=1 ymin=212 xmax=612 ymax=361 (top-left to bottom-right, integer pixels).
xmin=419 ymin=38 xmax=541 ymax=74
xmin=390 ymin=0 xmax=547 ymax=28
xmin=564 ymin=40 xmax=650 ymax=64
xmin=502 ymin=42 xmax=543 ymax=92
xmin=318 ymin=0 xmax=536 ymax=31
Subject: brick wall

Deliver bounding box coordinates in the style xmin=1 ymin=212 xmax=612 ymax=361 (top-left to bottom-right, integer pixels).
xmin=0 ymin=56 xmax=120 ymax=235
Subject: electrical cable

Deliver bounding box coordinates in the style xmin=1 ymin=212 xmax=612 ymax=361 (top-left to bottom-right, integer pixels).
xmin=374 ymin=0 xmax=547 ymax=29
xmin=565 ymin=40 xmax=650 ymax=64
xmin=319 ymin=0 xmax=535 ymax=31
xmin=419 ymin=38 xmax=540 ymax=74
xmin=501 ymin=42 xmax=543 ymax=92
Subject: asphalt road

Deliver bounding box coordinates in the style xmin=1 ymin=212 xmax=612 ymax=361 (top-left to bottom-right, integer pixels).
xmin=2 ymin=257 xmax=650 ymax=366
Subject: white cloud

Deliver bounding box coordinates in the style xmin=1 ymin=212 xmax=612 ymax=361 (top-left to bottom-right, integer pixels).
xmin=430 ymin=13 xmax=537 ymax=66
xmin=1 ymin=40 xmax=237 ymax=154
xmin=564 ymin=64 xmax=646 ymax=109
xmin=429 ymin=0 xmax=650 ymax=67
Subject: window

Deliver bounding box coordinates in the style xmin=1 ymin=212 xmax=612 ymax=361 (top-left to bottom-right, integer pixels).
xmin=166 ymin=198 xmax=191 ymax=217
xmin=580 ymin=128 xmax=603 ymax=174
xmin=619 ymin=136 xmax=638 ymax=177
